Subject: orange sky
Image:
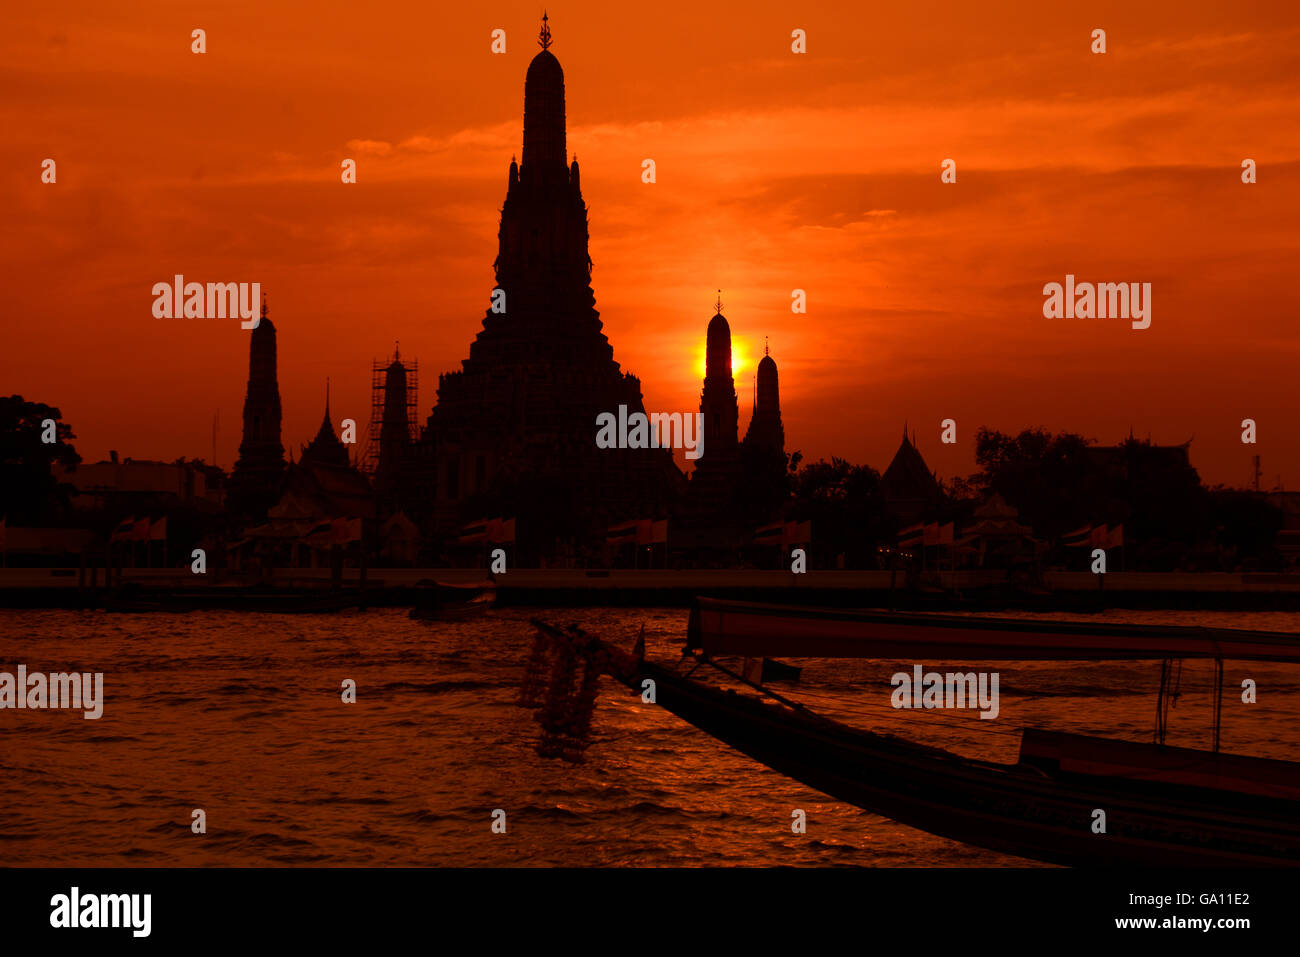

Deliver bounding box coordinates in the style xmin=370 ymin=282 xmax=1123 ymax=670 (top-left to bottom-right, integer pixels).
xmin=4 ymin=1 xmax=1300 ymax=489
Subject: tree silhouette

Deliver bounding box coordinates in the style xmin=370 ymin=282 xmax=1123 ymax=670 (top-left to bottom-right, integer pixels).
xmin=0 ymin=395 xmax=81 ymax=524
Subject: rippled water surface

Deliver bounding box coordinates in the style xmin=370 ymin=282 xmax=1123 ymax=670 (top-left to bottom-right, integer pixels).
xmin=3 ymin=606 xmax=1298 ymax=866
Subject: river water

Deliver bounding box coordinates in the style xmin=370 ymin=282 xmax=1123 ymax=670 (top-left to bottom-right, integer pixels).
xmin=3 ymin=606 xmax=1298 ymax=867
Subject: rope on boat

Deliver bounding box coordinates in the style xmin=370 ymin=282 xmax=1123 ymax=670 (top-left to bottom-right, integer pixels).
xmin=767 ymin=685 xmax=1027 ymax=740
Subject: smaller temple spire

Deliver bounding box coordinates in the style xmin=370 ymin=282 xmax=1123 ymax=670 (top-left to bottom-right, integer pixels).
xmin=302 ymin=378 xmax=350 ymax=470
xmin=539 ymin=11 xmax=552 ymax=50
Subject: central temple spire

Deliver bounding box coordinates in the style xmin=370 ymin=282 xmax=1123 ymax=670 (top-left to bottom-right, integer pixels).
xmin=521 ymin=14 xmax=566 ymax=178
xmin=417 ymin=31 xmax=682 ymax=543
xmin=495 ymin=19 xmax=592 ymax=314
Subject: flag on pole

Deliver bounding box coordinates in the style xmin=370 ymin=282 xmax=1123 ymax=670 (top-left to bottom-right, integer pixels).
xmin=111 ymin=516 xmax=136 ymax=542
xmin=755 ymin=521 xmax=784 ymax=543
xmin=1063 ymin=524 xmax=1092 ymax=547
xmin=606 ymin=520 xmax=640 ymax=545
xmin=131 ymin=517 xmax=151 ymax=541
xmin=898 ymin=521 xmax=925 ymax=548
xmin=651 ymin=519 xmax=669 ymax=544
xmin=461 ymin=517 xmax=515 ymax=544
xmin=149 ymin=517 xmax=168 ymax=541
xmin=783 ymin=521 xmax=812 ymax=545
xmin=1104 ymin=524 xmax=1124 ymax=549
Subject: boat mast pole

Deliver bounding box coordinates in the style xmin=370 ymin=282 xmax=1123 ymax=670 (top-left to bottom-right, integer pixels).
xmin=1155 ymin=658 xmax=1170 ymax=746
xmin=1213 ymin=656 xmax=1224 ymax=754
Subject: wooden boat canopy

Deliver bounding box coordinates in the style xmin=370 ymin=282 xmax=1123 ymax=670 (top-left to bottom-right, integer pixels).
xmin=688 ymin=597 xmax=1300 ymax=662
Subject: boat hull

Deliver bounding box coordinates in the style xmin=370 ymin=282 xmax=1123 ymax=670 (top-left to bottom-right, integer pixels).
xmin=622 ymin=658 xmax=1300 ymax=867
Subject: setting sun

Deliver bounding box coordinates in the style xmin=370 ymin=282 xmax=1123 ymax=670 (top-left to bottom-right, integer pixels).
xmin=693 ymin=340 xmax=749 ymax=381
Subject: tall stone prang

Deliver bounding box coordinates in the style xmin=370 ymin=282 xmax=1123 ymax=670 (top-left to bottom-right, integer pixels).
xmin=229 ymin=299 xmax=285 ymax=517
xmin=742 ymin=341 xmax=784 ymax=458
xmin=687 ymin=297 xmax=744 ymax=515
xmin=408 ymin=16 xmax=683 ymax=550
xmin=700 ymin=301 xmax=740 ymax=463
xmin=375 ymin=348 xmax=412 ymax=500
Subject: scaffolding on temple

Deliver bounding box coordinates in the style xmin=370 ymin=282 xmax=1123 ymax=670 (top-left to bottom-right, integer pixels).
xmin=361 ymin=347 xmax=418 ymax=475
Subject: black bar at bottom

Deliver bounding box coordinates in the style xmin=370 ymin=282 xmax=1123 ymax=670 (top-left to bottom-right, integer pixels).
xmin=0 ymin=868 xmax=1291 ymax=945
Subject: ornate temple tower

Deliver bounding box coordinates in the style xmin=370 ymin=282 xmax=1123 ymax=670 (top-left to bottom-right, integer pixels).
xmin=687 ymin=298 xmax=744 ymax=516
xmin=742 ymin=341 xmax=785 ymax=457
xmin=374 ymin=348 xmax=414 ymax=501
xmin=700 ymin=300 xmax=740 ymax=463
xmin=410 ymin=16 xmax=682 ymax=549
xmin=229 ymin=299 xmax=285 ymax=516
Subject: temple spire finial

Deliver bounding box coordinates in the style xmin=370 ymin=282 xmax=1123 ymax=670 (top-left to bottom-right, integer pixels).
xmin=715 ymin=289 xmax=723 ymax=315
xmin=325 ymin=377 xmax=331 ymax=419
xmin=260 ymin=292 xmax=268 ymax=319
xmin=764 ymin=335 xmax=769 ymax=357
xmin=539 ymin=11 xmax=552 ymax=51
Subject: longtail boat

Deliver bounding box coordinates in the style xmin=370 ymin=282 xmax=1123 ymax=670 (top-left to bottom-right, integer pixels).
xmin=523 ymin=607 xmax=1300 ymax=866
xmin=688 ymin=596 xmax=1300 ymax=662
xmin=409 ymin=580 xmax=495 ymax=621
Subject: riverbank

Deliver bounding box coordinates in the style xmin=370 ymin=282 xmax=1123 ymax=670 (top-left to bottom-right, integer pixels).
xmin=5 ymin=567 xmax=1300 ymax=611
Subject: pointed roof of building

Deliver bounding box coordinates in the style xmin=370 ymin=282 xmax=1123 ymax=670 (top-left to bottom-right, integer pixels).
xmin=882 ymin=428 xmax=940 ymax=500
xmin=301 ymin=381 xmax=351 ymax=470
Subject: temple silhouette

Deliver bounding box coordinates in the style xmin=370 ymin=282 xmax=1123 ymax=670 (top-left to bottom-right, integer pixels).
xmin=227 ymin=301 xmax=285 ymax=518
xmin=227 ymin=17 xmax=812 ymax=565
xmin=687 ymin=299 xmax=743 ymax=515
xmin=393 ymin=17 xmax=684 ymax=558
